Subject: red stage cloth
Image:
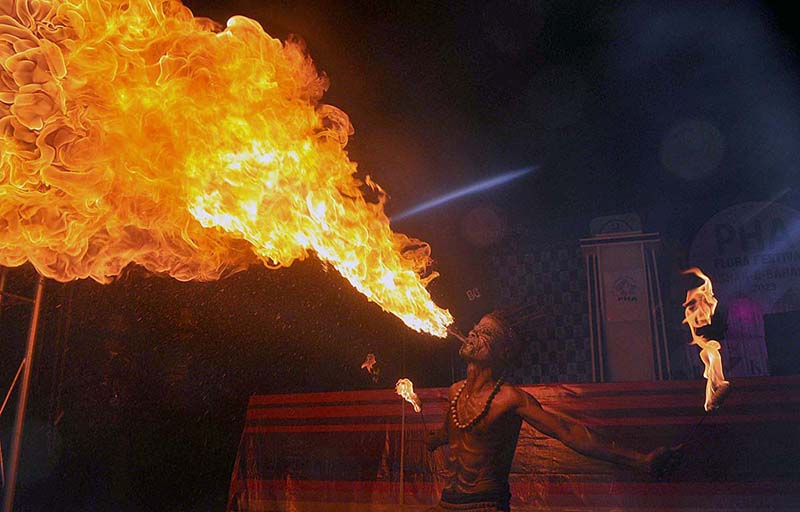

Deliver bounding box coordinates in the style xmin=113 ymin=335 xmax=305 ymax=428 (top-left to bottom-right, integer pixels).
xmin=227 ymin=377 xmax=800 ymax=511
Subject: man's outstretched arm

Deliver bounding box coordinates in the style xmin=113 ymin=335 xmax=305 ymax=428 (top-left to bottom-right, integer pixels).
xmin=513 ymin=389 xmax=674 ymax=473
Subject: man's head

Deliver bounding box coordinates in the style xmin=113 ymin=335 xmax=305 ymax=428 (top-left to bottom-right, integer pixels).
xmin=459 ymin=310 xmax=522 ymax=372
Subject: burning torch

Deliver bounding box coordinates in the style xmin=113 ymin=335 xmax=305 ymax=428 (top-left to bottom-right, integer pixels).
xmin=395 ymin=378 xmax=425 ymax=508
xmin=679 ymin=268 xmax=732 ymax=445
xmin=395 ymin=378 xmax=426 ymax=429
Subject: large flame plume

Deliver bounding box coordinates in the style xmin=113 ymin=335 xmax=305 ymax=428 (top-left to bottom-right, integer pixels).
xmin=0 ymin=0 xmax=452 ymax=336
xmin=682 ymin=268 xmax=730 ymax=411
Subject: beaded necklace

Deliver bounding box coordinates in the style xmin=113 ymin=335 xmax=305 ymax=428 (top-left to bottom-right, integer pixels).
xmin=450 ymin=376 xmax=505 ymax=430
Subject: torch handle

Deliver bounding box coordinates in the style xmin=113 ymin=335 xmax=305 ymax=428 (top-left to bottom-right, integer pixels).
xmin=678 ymin=382 xmax=731 ymax=447
xmin=677 ymin=409 xmax=710 ymax=447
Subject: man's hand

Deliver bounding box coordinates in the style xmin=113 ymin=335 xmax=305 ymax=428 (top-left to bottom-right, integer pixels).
xmin=643 ymin=445 xmax=684 ymax=479
xmin=426 ymin=429 xmax=448 ymax=452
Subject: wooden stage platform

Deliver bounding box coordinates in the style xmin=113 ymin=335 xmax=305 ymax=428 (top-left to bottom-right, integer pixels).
xmin=227 ymin=376 xmax=800 ymax=511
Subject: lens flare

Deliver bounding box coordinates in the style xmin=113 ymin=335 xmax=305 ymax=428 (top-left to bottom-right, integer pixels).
xmin=0 ymin=0 xmax=452 ymax=336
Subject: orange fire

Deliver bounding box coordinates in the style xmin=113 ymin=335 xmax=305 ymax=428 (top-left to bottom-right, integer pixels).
xmin=682 ymin=268 xmax=730 ymax=411
xmin=361 ymin=353 xmax=377 ymax=373
xmin=395 ymin=378 xmax=421 ymax=413
xmin=0 ymin=0 xmax=452 ymax=336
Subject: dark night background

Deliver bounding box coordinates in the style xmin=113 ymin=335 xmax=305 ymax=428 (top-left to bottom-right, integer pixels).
xmin=1 ymin=1 xmax=799 ymax=510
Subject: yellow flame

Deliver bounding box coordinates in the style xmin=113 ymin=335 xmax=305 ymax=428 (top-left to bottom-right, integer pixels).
xmin=395 ymin=378 xmax=421 ymax=413
xmin=682 ymin=268 xmax=730 ymax=411
xmin=0 ymin=0 xmax=452 ymax=336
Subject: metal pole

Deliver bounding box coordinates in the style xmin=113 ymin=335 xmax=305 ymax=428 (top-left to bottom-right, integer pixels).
xmin=400 ymin=338 xmax=406 ymax=508
xmin=2 ymin=274 xmax=44 ymax=512
xmin=0 ymin=267 xmax=8 ymax=322
xmin=0 ymin=360 xmax=27 ymax=420
xmin=399 ymin=399 xmax=405 ymax=508
xmin=0 ymin=359 xmax=27 ymax=489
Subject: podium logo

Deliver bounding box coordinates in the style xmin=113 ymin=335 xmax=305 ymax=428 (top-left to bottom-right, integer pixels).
xmin=613 ymin=275 xmax=638 ymax=303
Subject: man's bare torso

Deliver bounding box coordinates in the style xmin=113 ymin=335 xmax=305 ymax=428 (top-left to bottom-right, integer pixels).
xmin=443 ymin=381 xmax=522 ymax=496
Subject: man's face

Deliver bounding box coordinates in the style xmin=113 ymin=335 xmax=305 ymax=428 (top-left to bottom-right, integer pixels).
xmin=459 ymin=315 xmax=505 ymax=363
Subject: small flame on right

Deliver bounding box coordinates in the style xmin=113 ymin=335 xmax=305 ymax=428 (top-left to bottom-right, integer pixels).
xmin=682 ymin=268 xmax=731 ymax=411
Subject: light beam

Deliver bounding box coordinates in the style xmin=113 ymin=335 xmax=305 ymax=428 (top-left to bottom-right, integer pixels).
xmin=391 ymin=166 xmax=536 ymax=222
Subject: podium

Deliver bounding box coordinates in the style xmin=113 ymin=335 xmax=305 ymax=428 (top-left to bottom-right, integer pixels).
xmin=581 ymin=229 xmax=670 ymax=382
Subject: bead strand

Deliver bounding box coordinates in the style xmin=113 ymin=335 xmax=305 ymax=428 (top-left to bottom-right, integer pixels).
xmin=450 ymin=376 xmax=505 ymax=430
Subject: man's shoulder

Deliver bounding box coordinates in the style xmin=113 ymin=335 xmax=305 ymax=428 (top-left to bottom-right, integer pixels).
xmin=497 ymin=383 xmax=536 ymax=407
